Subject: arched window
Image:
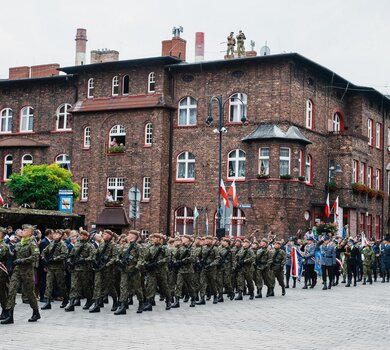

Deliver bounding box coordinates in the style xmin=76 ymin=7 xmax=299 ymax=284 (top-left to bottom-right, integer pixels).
xmin=178 ymin=97 xmax=197 ymax=126
xmin=3 ymin=155 xmax=12 ymax=180
xmin=176 ymin=152 xmax=195 ymax=180
xmin=20 ymin=106 xmax=34 ymax=132
xmin=83 ymin=126 xmax=91 ymax=148
xmin=109 ymin=125 xmax=126 ymax=148
xmin=229 ymin=93 xmax=247 ymax=123
xmin=56 ymin=103 xmax=72 ymax=130
xmin=56 ymin=154 xmax=70 ymax=170
xmin=122 ymin=75 xmax=129 ymax=95
xmin=145 ymin=122 xmax=152 ymax=145
xmin=216 ymin=207 xmax=246 ymax=236
xmin=305 ymin=154 xmax=312 ymax=184
xmin=21 ymin=154 xmax=33 ymax=171
xmin=148 ymin=72 xmax=155 ymax=93
xmin=305 ymin=99 xmax=313 ymax=129
xmin=332 ymin=112 xmax=341 ymax=133
xmin=87 ymin=78 xmax=94 ymax=98
xmin=0 ymin=108 xmax=12 ymax=133
xmin=175 ymin=206 xmax=194 ymax=235
xmin=112 ymin=76 xmax=119 ymax=96
xmin=228 ymin=149 xmax=246 ymax=179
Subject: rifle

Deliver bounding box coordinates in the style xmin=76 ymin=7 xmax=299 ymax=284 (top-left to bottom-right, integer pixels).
xmin=197 ymin=240 xmax=218 ymax=270
xmin=117 ymin=241 xmax=136 ymax=272
xmin=255 ymin=249 xmax=266 ymax=268
xmin=145 ymin=244 xmax=163 ymax=272
xmin=68 ymin=243 xmax=86 ymax=271
xmin=174 ymin=241 xmax=194 ymax=269
xmin=217 ymin=247 xmax=232 ymax=268
xmin=93 ymin=241 xmax=110 ymax=271
xmin=233 ymin=243 xmax=252 ymax=272
xmin=43 ymin=241 xmax=59 ymax=265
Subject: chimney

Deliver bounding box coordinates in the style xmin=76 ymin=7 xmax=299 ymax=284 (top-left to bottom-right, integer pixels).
xmin=75 ymin=28 xmax=87 ymax=65
xmin=90 ymin=49 xmax=119 ymax=64
xmin=9 ymin=66 xmax=30 ymax=80
xmin=161 ymin=27 xmax=186 ymax=61
xmin=195 ymin=32 xmax=204 ymax=62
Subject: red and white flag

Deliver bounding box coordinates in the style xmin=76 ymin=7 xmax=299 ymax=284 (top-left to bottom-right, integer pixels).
xmin=291 ymin=246 xmax=299 ymax=278
xmin=325 ymin=193 xmax=330 ymax=218
xmin=220 ymin=179 xmax=230 ymax=208
xmin=333 ymin=196 xmax=339 ymax=223
xmin=227 ymin=180 xmax=239 ymax=207
xmin=0 ymin=194 xmax=4 ymax=206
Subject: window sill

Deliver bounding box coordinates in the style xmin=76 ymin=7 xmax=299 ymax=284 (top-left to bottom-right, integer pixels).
xmin=1 ymin=180 xmax=11 ymax=183
xmin=174 ymin=125 xmax=197 ymax=129
xmin=0 ymin=131 xmax=12 ymax=135
xmin=175 ymin=179 xmax=195 ymax=183
xmin=79 ymin=199 xmax=88 ymax=203
xmin=16 ymin=131 xmax=35 ymax=135
xmin=141 ymin=199 xmax=150 ymax=203
xmin=82 ymin=147 xmax=91 ymax=151
xmin=51 ymin=130 xmax=73 ymax=134
xmin=225 ymin=122 xmax=246 ymax=126
xmin=143 ymin=144 xmax=152 ymax=148
xmin=226 ymin=178 xmax=246 ymax=182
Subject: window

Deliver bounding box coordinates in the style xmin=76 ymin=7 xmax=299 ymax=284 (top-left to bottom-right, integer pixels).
xmin=112 ymin=76 xmax=119 ymax=96
xmin=259 ymin=148 xmax=270 ymax=176
xmin=279 ymin=147 xmax=290 ymax=176
xmin=174 ymin=207 xmax=194 ymax=235
xmin=3 ymin=155 xmax=12 ymax=180
xmin=143 ymin=177 xmax=151 ymax=201
xmin=375 ymin=215 xmax=381 ymax=239
xmin=145 ymin=123 xmax=152 ymax=145
xmin=359 ymin=162 xmax=366 ymax=184
xmin=56 ymin=154 xmax=70 ymax=170
xmin=368 ymin=118 xmax=373 ymax=146
xmin=228 ymin=149 xmax=246 ymax=179
xmin=87 ymin=78 xmax=94 ymax=98
xmin=109 ymin=125 xmax=126 ymax=147
xmin=83 ymin=126 xmax=91 ymax=148
xmin=305 ymin=99 xmax=313 ymax=129
xmin=148 ymin=72 xmax=155 ymax=93
xmin=122 ymin=75 xmax=129 ymax=95
xmin=20 ymin=106 xmax=34 ymax=132
xmin=387 ymin=128 xmax=390 ymax=151
xmin=228 ymin=208 xmax=246 ymax=236
xmin=367 ymin=214 xmax=372 ymax=239
xmin=375 ymin=122 xmax=382 ymax=149
xmin=140 ymin=229 xmax=149 ymax=238
xmin=107 ymin=177 xmax=124 ymax=202
xmin=178 ymin=97 xmax=197 ymax=126
xmin=375 ymin=169 xmax=381 ymax=190
xmin=229 ymin=93 xmax=247 ymax=123
xmin=305 ymin=154 xmax=312 ymax=183
xmin=368 ymin=167 xmax=373 ymax=188
xmin=352 ymin=160 xmax=358 ymax=183
xmin=56 ymin=104 xmax=72 ymax=130
xmin=0 ymin=108 xmax=12 ymax=133
xmin=360 ymin=213 xmax=366 ymax=234
xmin=21 ymin=154 xmax=33 ymax=171
xmin=81 ymin=178 xmax=88 ymax=200
xmin=176 ymin=152 xmax=195 ymax=180
xmin=332 ymin=112 xmax=341 ymax=133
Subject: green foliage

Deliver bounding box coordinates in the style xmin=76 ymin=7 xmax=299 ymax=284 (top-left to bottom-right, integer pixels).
xmin=316 ymin=222 xmax=338 ymax=236
xmin=6 ymin=164 xmax=80 ymax=210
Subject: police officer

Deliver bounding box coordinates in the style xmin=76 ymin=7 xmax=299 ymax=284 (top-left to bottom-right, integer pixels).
xmin=319 ymin=236 xmax=336 ymax=290
xmin=302 ymin=236 xmax=316 ymax=289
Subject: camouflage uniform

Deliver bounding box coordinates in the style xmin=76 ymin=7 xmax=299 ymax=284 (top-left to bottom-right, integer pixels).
xmin=0 ymin=238 xmax=9 ymax=318
xmin=362 ymin=245 xmax=375 ymax=284
xmin=198 ymin=241 xmax=219 ymax=304
xmin=269 ymin=245 xmax=286 ymax=296
xmin=234 ymin=243 xmax=255 ymax=299
xmin=254 ymin=244 xmax=272 ymax=297
xmin=216 ymin=243 xmax=234 ymax=301
xmin=192 ymin=242 xmax=203 ymax=298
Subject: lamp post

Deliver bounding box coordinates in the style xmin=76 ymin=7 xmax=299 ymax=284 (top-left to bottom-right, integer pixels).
xmin=205 ymin=96 xmax=247 ymax=235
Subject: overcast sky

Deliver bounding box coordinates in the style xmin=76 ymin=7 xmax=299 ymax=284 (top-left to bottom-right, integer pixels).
xmin=1 ymin=0 xmax=389 ymax=94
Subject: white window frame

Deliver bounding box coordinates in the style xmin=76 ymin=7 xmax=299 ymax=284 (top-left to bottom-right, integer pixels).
xmin=368 ymin=118 xmax=373 ymax=146
xmin=112 ymin=76 xmax=119 ymax=96
xmin=176 ymin=152 xmax=195 ymax=180
xmin=387 ymin=127 xmax=390 ymax=151
xmin=367 ymin=167 xmax=373 ymax=188
xmin=305 ymin=154 xmax=312 ymax=183
xmin=144 ymin=123 xmax=152 ymax=145
xmin=87 ymin=78 xmax=94 ymax=98
xmin=375 ymin=169 xmax=381 ymax=190
xmin=359 ymin=162 xmax=366 ymax=184
xmin=20 ymin=106 xmax=34 ymax=132
xmin=21 ymin=154 xmax=33 ymax=171
xmin=352 ymin=160 xmax=358 ymax=183
xmin=143 ymin=177 xmax=151 ymax=201
xmin=332 ymin=112 xmax=341 ymax=133
xmin=228 ymin=149 xmax=246 ymax=179
xmin=228 ymin=208 xmax=246 ymax=237
xmin=83 ymin=126 xmax=91 ymax=148
xmin=56 ymin=103 xmax=72 ymax=131
xmin=178 ymin=97 xmax=197 ymax=126
xmin=107 ymin=177 xmax=124 ymax=202
xmin=122 ymin=75 xmax=129 ymax=95
xmin=56 ymin=154 xmax=70 ymax=170
xmin=305 ymin=99 xmax=313 ymax=129
xmin=3 ymin=154 xmax=12 ymax=180
xmin=81 ymin=177 xmax=89 ymax=201
xmin=0 ymin=108 xmax=12 ymax=133
xmin=109 ymin=125 xmax=126 ymax=147
xmin=279 ymin=147 xmax=291 ymax=176
xmin=259 ymin=147 xmax=270 ymax=176
xmin=375 ymin=122 xmax=382 ymax=149
xmin=229 ymin=93 xmax=247 ymax=123
xmin=148 ymin=72 xmax=156 ymax=93
xmin=174 ymin=207 xmax=194 ymax=235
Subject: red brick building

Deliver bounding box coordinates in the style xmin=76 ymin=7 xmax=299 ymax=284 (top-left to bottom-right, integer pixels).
xmin=0 ymin=35 xmax=389 ymax=239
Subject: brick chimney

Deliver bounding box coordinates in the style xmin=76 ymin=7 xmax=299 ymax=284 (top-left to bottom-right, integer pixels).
xmin=9 ymin=64 xmax=60 ymax=80
xmin=90 ymin=49 xmax=119 ymax=64
xmin=195 ymin=32 xmax=204 ymax=62
xmin=75 ymin=28 xmax=87 ymax=65
xmin=162 ymin=27 xmax=186 ymax=61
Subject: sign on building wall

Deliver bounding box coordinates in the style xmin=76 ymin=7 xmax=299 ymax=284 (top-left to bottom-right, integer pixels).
xmin=58 ymin=190 xmax=73 ymax=213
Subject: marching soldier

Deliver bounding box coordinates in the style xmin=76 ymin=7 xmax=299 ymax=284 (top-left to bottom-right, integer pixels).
xmin=254 ymin=238 xmax=272 ymax=298
xmin=89 ymin=229 xmax=119 ymax=313
xmin=216 ymin=237 xmax=234 ymax=302
xmin=1 ymin=224 xmax=40 ymax=324
xmin=65 ymin=230 xmax=95 ymax=312
xmin=192 ymin=236 xmax=203 ymax=300
xmin=40 ymin=229 xmax=69 ymax=310
xmin=362 ymin=242 xmax=375 ymax=285
xmin=234 ymin=238 xmax=255 ymax=300
xmin=269 ymin=240 xmax=286 ymax=297
xmin=0 ymin=228 xmax=10 ymax=320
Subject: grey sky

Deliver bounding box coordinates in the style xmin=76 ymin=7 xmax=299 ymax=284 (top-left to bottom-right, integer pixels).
xmin=1 ymin=0 xmax=389 ymax=94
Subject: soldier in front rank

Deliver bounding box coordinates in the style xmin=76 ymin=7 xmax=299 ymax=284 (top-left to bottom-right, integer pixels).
xmin=234 ymin=238 xmax=255 ymax=300
xmin=89 ymin=229 xmax=119 ymax=313
xmin=41 ymin=229 xmax=69 ymax=310
xmin=362 ymin=242 xmax=375 ymax=285
xmin=1 ymin=224 xmax=40 ymax=324
xmin=269 ymin=240 xmax=286 ymax=297
xmin=0 ymin=228 xmax=10 ymax=320
xmin=143 ymin=233 xmax=171 ymax=311
xmin=192 ymin=236 xmax=203 ymax=300
xmin=65 ymin=230 xmax=95 ymax=312
xmin=216 ymin=236 xmax=234 ymax=301
xmin=115 ymin=230 xmax=144 ymax=315
xmin=196 ymin=236 xmax=219 ymax=305
xmin=254 ymin=239 xmax=272 ymax=298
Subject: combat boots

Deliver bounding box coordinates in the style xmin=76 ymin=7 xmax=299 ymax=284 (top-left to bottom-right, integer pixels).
xmin=249 ymin=292 xmax=254 ymax=300
xmin=292 ymin=279 xmax=296 ymax=288
xmin=1 ymin=309 xmax=14 ymax=324
xmin=0 ymin=308 xmax=7 ymax=320
xmin=89 ymin=299 xmax=101 ymax=313
xmin=64 ymin=298 xmax=75 ymax=312
xmin=171 ymin=297 xmax=180 ymax=308
xmin=196 ymin=296 xmax=206 ymax=305
xmin=83 ymin=299 xmax=93 ymax=310
xmin=213 ymin=295 xmax=218 ymax=304
xmin=137 ymin=301 xmax=144 ymax=313
xmin=302 ymin=283 xmax=308 ymax=290
xmin=282 ymin=286 xmax=286 ymax=296
xmin=143 ymin=299 xmax=153 ymax=311
xmin=190 ymin=297 xmax=196 ymax=307
xmin=114 ymin=302 xmax=127 ymax=315
xmin=217 ymin=293 xmax=224 ymax=302
xmin=74 ymin=298 xmax=81 ymax=306
xmin=255 ymin=289 xmax=262 ymax=298
xmin=111 ymin=297 xmax=119 ymax=312
xmin=183 ymin=294 xmax=189 ymax=303
xmin=269 ymin=288 xmax=275 ymax=297
xmin=234 ymin=291 xmax=243 ymax=300
xmin=266 ymin=287 xmax=271 ymax=297
xmin=128 ymin=295 xmax=133 ymax=305
xmin=41 ymin=298 xmax=52 ymax=310
xmin=28 ymin=309 xmax=41 ymax=322
xmin=363 ymin=278 xmax=366 ymax=285
xmin=165 ymin=298 xmax=171 ymax=310
xmin=60 ymin=297 xmax=68 ymax=309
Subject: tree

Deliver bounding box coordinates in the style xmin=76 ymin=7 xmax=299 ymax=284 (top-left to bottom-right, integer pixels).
xmin=6 ymin=164 xmax=80 ymax=210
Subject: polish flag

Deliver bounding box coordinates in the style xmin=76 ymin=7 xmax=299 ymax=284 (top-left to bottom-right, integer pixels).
xmin=333 ymin=196 xmax=339 ymax=223
xmin=325 ymin=193 xmax=330 ymax=218
xmin=220 ymin=179 xmax=230 ymax=208
xmin=0 ymin=194 xmax=4 ymax=206
xmin=291 ymin=246 xmax=299 ymax=277
xmin=227 ymin=180 xmax=239 ymax=207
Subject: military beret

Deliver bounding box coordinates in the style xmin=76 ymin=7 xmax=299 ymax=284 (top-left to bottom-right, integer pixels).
xmin=22 ymin=224 xmax=36 ymax=230
xmin=128 ymin=230 xmax=140 ymax=238
xmin=205 ymin=236 xmax=213 ymax=240
xmin=243 ymin=239 xmax=251 ymax=244
xmin=174 ymin=236 xmax=182 ymax=242
xmin=182 ymin=234 xmax=193 ymax=241
xmin=103 ymin=229 xmax=114 ymax=236
xmin=235 ymin=238 xmax=242 ymax=243
xmin=252 ymin=240 xmax=259 ymax=245
xmin=79 ymin=230 xmax=89 ymax=237
xmin=261 ymin=238 xmax=269 ymax=244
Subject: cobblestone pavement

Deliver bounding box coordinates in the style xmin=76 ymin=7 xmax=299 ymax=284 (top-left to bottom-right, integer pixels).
xmin=1 ymin=281 xmax=389 ymax=350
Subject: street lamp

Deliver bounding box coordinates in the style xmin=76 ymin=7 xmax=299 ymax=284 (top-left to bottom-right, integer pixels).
xmin=205 ymin=96 xmax=247 ymax=235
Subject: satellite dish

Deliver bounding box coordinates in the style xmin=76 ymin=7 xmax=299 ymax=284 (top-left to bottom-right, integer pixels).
xmin=260 ymin=45 xmax=271 ymax=56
